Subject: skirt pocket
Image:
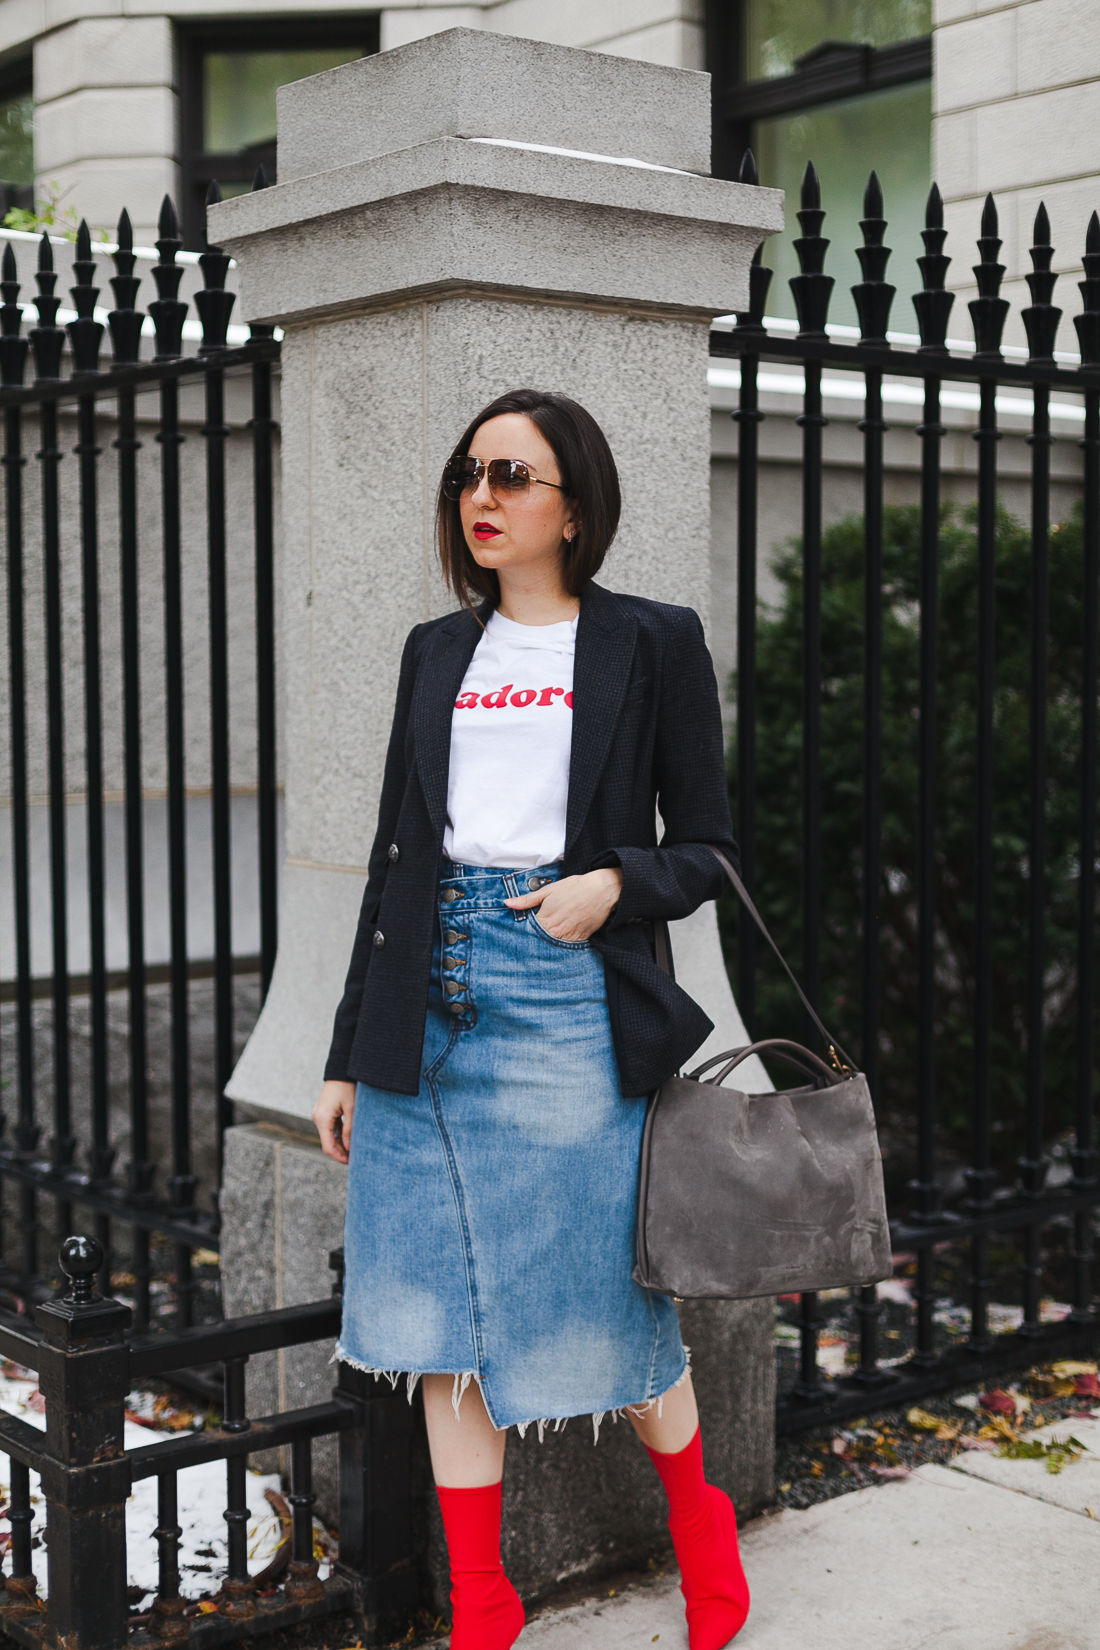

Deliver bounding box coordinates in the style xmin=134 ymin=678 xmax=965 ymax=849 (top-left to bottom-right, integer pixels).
xmin=528 ymin=910 xmax=591 ymax=950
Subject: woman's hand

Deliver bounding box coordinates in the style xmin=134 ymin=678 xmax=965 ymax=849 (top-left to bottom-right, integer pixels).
xmin=504 ymin=867 xmax=622 ymax=942
xmin=313 ymin=1080 xmax=356 ymax=1164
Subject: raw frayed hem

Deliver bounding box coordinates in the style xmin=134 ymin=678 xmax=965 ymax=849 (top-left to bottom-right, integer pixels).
xmin=331 ymin=1349 xmax=480 ymax=1419
xmin=515 ymin=1347 xmax=692 ymax=1446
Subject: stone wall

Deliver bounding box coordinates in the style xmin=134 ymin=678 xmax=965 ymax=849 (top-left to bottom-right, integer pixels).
xmin=933 ymin=0 xmax=1100 ymax=353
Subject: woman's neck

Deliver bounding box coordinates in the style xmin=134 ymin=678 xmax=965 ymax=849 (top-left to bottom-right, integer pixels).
xmin=495 ymin=568 xmax=579 ymax=627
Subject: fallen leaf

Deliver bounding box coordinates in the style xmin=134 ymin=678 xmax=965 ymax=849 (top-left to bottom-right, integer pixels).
xmin=778 ymin=1482 xmax=792 ymax=1492
xmin=197 ymin=1602 xmax=219 ymax=1615
xmin=870 ymin=1465 xmax=910 ymax=1480
xmin=831 ymin=1436 xmax=849 ymax=1456
xmin=907 ymin=1407 xmax=942 ymax=1431
xmin=935 ymin=1422 xmax=962 ymax=1441
xmin=979 ymin=1417 xmax=1018 ymax=1442
xmin=958 ymin=1436 xmax=998 ymax=1452
xmin=1045 ymin=1436 xmax=1086 ymax=1476
xmin=995 ymin=1433 xmax=1086 ymax=1475
xmin=996 ymin=1438 xmax=1047 ymax=1462
xmin=1051 ymin=1361 xmax=1097 ymax=1378
xmin=979 ymin=1389 xmax=1016 ymax=1416
xmin=1029 ymin=1374 xmax=1077 ymax=1398
xmin=1074 ymin=1373 xmax=1100 ymax=1400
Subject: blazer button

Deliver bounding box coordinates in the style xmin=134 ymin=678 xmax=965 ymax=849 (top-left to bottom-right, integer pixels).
xmin=388 ymin=844 xmax=400 ymax=862
xmin=373 ymin=931 xmax=385 ymax=949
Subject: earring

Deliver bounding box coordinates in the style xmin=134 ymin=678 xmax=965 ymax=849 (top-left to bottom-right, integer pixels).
xmin=565 ymin=526 xmax=576 ymax=541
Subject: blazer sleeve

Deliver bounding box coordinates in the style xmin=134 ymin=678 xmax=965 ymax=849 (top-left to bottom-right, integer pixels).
xmin=323 ymin=625 xmax=420 ymax=1082
xmin=593 ymin=607 xmax=738 ymax=925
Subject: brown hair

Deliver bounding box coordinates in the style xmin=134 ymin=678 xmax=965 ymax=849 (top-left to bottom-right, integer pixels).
xmin=436 ymin=388 xmax=621 ymax=610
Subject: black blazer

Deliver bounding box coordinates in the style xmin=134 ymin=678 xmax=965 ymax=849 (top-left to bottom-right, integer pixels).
xmin=325 ymin=580 xmax=739 ymax=1097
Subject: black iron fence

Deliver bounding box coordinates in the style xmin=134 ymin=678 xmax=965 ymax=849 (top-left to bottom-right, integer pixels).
xmin=0 ymin=1234 xmax=413 ymax=1649
xmin=718 ymin=156 xmax=1099 ymax=1430
xmin=0 ymin=154 xmax=1096 ymax=1629
xmin=0 ymin=183 xmax=279 ymax=1330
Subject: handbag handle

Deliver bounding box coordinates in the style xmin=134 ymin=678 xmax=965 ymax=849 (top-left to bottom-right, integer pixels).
xmin=651 ymin=846 xmax=857 ymax=1077
xmin=690 ymin=1038 xmax=840 ymax=1089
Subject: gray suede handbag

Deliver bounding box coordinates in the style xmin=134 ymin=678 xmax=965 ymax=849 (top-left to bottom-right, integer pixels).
xmin=633 ymin=848 xmax=892 ymax=1302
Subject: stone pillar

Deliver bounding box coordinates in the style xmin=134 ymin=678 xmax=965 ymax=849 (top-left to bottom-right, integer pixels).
xmin=215 ymin=26 xmax=782 ymax=1595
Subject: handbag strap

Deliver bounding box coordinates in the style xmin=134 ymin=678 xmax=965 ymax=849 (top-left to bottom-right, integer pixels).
xmin=690 ymin=1038 xmax=840 ymax=1088
xmin=651 ymin=847 xmax=857 ymax=1077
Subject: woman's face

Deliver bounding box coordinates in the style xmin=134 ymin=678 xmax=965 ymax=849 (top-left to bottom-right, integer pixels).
xmin=459 ymin=413 xmax=578 ymax=584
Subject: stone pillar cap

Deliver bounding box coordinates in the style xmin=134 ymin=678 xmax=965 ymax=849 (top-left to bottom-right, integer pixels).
xmin=211 ymin=136 xmax=783 ymax=327
xmin=276 ymin=26 xmax=713 ymax=183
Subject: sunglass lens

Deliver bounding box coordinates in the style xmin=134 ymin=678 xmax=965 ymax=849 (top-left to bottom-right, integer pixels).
xmin=443 ymin=456 xmax=480 ymax=498
xmin=488 ymin=460 xmax=530 ymax=491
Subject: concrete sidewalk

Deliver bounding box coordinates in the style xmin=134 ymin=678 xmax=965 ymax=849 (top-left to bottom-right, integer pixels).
xmin=519 ymin=1419 xmax=1100 ymax=1650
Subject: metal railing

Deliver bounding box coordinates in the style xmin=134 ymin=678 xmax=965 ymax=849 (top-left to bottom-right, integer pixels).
xmin=0 ymin=184 xmax=279 ymax=1327
xmin=717 ymin=157 xmax=1099 ymax=1430
xmin=0 ymin=1236 xmax=414 ymax=1649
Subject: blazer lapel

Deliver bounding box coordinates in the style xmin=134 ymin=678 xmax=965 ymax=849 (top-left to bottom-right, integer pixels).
xmin=412 ymin=606 xmax=485 ymax=843
xmin=564 ymin=583 xmax=637 ymax=855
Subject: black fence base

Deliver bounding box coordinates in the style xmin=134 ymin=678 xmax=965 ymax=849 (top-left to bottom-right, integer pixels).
xmin=777 ymin=1314 xmax=1100 ymax=1435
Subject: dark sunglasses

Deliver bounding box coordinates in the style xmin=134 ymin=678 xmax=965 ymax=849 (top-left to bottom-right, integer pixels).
xmin=442 ymin=456 xmax=565 ymax=500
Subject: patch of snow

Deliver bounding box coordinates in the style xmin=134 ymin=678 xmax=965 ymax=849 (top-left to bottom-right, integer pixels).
xmin=0 ymin=1365 xmax=290 ymax=1606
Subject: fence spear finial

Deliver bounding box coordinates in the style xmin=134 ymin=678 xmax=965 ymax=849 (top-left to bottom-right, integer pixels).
xmin=864 ymin=169 xmax=883 ymax=222
xmin=790 ymin=158 xmax=832 ymax=337
xmin=197 ymin=178 xmax=235 ymax=351
xmin=853 ymin=169 xmax=894 ymax=342
xmin=29 ymin=229 xmax=65 ymax=379
xmin=914 ymin=181 xmax=953 ymax=353
xmin=1022 ymin=200 xmax=1061 ymax=362
xmin=67 ymin=217 xmax=104 ymax=372
xmin=0 ymin=238 xmax=28 ymax=384
xmin=1074 ymin=209 xmax=1100 ymax=365
xmin=925 ymin=180 xmax=943 ymax=231
xmin=148 ymin=194 xmax=187 ymax=359
xmin=969 ymin=190 xmax=1009 ymax=359
xmin=158 ymin=193 xmax=180 ymax=245
xmin=108 ymin=204 xmax=143 ymax=363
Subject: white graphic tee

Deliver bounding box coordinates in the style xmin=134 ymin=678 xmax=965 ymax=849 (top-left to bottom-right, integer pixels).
xmin=444 ymin=609 xmax=577 ymax=868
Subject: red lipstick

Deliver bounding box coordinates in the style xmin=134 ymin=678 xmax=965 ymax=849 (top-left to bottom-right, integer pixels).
xmin=473 ymin=522 xmax=502 ymax=541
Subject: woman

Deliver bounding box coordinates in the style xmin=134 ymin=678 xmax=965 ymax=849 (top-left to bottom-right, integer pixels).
xmin=312 ymin=389 xmax=749 ymax=1650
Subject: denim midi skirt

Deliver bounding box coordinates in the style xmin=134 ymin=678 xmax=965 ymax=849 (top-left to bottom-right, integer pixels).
xmin=336 ymin=862 xmax=687 ymax=1433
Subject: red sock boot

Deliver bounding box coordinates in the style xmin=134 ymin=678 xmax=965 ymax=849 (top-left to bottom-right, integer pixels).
xmin=435 ymin=1482 xmax=525 ymax=1650
xmin=645 ymin=1428 xmax=750 ymax=1650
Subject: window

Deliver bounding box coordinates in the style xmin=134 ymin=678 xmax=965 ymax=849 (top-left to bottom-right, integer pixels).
xmin=707 ymin=1 xmax=932 ymax=330
xmin=179 ymin=17 xmax=380 ymax=248
xmin=0 ymin=60 xmax=33 ymax=220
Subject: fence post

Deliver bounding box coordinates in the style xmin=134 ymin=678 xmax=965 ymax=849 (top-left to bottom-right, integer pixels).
xmin=330 ymin=1248 xmax=417 ymax=1642
xmin=334 ymin=1364 xmax=418 ymax=1639
xmin=35 ymin=1234 xmax=132 ymax=1650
